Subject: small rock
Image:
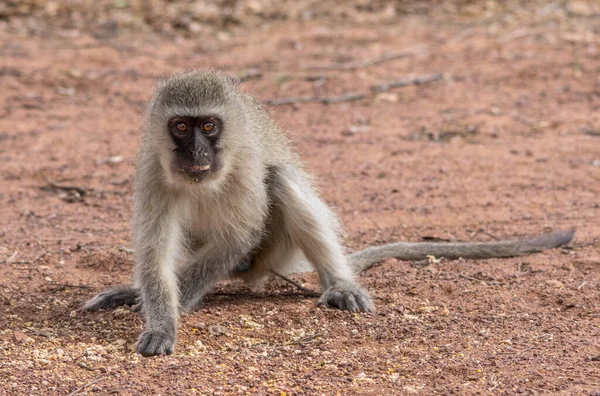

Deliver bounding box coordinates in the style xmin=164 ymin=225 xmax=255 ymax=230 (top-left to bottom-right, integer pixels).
xmin=341 ymin=125 xmax=369 ymax=136
xmin=194 ymin=340 xmax=206 ymax=351
xmin=376 ymin=92 xmax=399 ymax=103
xmin=192 ymin=322 xmax=206 ymax=330
xmin=57 ymin=87 xmax=75 ymax=96
xmin=96 ymin=155 xmax=124 ymax=165
xmin=545 ymin=280 xmax=564 ymax=288
xmin=419 ymin=306 xmax=438 ymax=314
xmin=208 ymin=324 xmax=230 ymax=336
xmin=113 ymin=307 xmax=129 ymax=317
xmin=13 ymin=331 xmax=34 ymax=344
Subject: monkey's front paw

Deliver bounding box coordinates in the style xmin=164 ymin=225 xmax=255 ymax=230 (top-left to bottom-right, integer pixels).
xmin=83 ymin=285 xmax=139 ymax=311
xmin=317 ymin=283 xmax=375 ymax=313
xmin=136 ymin=330 xmax=175 ymax=357
xmin=131 ymin=299 xmax=143 ymax=313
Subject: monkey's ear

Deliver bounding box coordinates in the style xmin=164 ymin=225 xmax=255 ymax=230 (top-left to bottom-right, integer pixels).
xmin=222 ymin=72 xmax=241 ymax=87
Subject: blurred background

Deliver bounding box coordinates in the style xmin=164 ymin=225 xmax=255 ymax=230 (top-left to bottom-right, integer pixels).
xmin=0 ymin=0 xmax=600 ymax=37
xmin=1 ymin=1 xmax=599 ymax=38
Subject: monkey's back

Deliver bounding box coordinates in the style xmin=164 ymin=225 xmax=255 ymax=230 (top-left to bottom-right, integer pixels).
xmin=239 ymin=92 xmax=302 ymax=169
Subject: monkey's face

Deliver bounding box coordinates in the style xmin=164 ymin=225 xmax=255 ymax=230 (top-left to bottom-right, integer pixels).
xmin=145 ymin=70 xmax=247 ymax=188
xmin=167 ymin=116 xmax=223 ymax=182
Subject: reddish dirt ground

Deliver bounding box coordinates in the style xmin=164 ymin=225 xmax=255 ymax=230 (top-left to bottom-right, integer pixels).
xmin=1 ymin=7 xmax=600 ymax=395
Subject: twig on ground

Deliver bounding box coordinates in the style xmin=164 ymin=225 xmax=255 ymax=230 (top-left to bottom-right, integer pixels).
xmin=511 ymin=113 xmax=537 ymax=128
xmin=107 ymin=383 xmax=134 ymax=394
xmin=0 ymin=255 xmax=31 ymax=265
xmin=517 ymin=346 xmax=538 ymax=355
xmin=459 ymin=273 xmax=503 ymax=286
xmin=459 ymin=274 xmax=486 ymax=283
xmin=26 ymin=328 xmax=53 ymax=337
xmin=499 ymin=28 xmax=543 ymax=43
xmin=6 ymin=251 xmax=18 ymax=263
xmin=269 ymin=270 xmax=321 ymax=297
xmin=211 ymin=291 xmax=249 ymax=296
xmin=152 ymin=363 xmax=192 ymax=377
xmin=119 ymin=246 xmax=135 ymax=254
xmin=51 ymin=283 xmax=95 ymax=292
xmin=54 ymin=283 xmax=94 ymax=289
xmin=372 ymin=73 xmax=443 ymax=93
xmin=263 ymin=92 xmax=366 ymax=106
xmin=43 ymin=182 xmax=88 ymax=196
xmin=288 ymin=333 xmax=321 ymax=345
xmin=77 ymin=362 xmax=97 ymax=371
xmin=263 ymin=72 xmax=443 ymax=106
xmin=238 ymin=69 xmax=263 ymax=82
xmin=528 ymin=333 xmax=552 ymax=342
xmin=470 ymin=229 xmax=499 ymax=241
xmin=480 ymin=230 xmax=499 ymax=241
xmin=410 ymin=259 xmax=432 ymax=268
xmin=68 ymin=376 xmax=109 ymax=396
xmin=303 ymin=46 xmax=426 ymax=71
xmin=578 ymin=281 xmax=587 ymax=290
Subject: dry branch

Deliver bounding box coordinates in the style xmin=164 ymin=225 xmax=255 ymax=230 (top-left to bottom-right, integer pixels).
xmin=263 ymin=73 xmax=444 ymax=106
xmin=269 ymin=270 xmax=321 ymax=297
xmin=304 ymin=46 xmax=426 ymax=71
xmin=372 ymin=73 xmax=443 ymax=93
xmin=44 ymin=182 xmax=89 ymax=196
xmin=152 ymin=363 xmax=192 ymax=377
xmin=68 ymin=376 xmax=108 ymax=396
xmin=263 ymin=92 xmax=366 ymax=106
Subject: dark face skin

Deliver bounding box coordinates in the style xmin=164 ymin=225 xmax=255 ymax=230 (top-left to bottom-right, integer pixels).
xmin=168 ymin=116 xmax=223 ymax=182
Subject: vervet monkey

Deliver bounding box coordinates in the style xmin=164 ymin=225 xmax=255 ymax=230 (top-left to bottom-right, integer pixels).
xmin=84 ymin=70 xmax=574 ymax=356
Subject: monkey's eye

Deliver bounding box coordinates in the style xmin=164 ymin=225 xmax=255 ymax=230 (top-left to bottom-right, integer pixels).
xmin=202 ymin=122 xmax=216 ymax=132
xmin=175 ymin=122 xmax=189 ymax=132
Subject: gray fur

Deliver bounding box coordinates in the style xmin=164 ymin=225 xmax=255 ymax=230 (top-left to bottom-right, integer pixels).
xmin=83 ymin=285 xmax=139 ymax=310
xmin=84 ymin=70 xmax=574 ymax=357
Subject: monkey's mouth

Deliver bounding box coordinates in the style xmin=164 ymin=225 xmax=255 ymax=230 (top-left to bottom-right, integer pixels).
xmin=178 ymin=164 xmax=212 ymax=182
xmin=188 ymin=164 xmax=211 ymax=172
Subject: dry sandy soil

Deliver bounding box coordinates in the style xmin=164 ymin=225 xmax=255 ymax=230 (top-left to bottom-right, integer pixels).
xmin=1 ymin=3 xmax=600 ymax=395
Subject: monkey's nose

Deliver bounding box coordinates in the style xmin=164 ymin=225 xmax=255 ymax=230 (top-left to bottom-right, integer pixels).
xmin=189 ymin=147 xmax=206 ymax=160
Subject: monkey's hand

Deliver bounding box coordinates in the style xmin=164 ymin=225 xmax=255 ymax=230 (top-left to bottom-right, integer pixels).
xmin=136 ymin=330 xmax=176 ymax=357
xmin=83 ymin=285 xmax=139 ymax=311
xmin=317 ymin=281 xmax=375 ymax=313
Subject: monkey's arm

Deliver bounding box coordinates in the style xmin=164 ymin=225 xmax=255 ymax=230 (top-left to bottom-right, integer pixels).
xmin=270 ymin=165 xmax=374 ymax=312
xmin=348 ymin=229 xmax=575 ymax=273
xmin=132 ymin=205 xmax=183 ymax=356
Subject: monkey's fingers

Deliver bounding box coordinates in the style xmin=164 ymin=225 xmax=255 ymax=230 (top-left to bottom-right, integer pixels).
xmin=136 ymin=330 xmax=175 ymax=357
xmin=317 ymin=282 xmax=375 ymax=313
xmin=131 ymin=298 xmax=143 ymax=313
xmin=83 ymin=285 xmax=139 ymax=311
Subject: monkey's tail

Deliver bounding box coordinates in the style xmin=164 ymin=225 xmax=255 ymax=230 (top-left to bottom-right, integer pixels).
xmin=348 ymin=229 xmax=575 ymax=273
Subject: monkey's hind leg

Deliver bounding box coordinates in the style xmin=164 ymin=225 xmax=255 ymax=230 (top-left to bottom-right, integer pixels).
xmin=83 ymin=285 xmax=139 ymax=311
xmin=270 ymin=166 xmax=375 ymax=313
